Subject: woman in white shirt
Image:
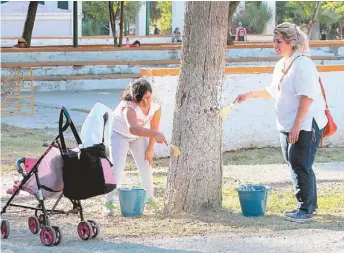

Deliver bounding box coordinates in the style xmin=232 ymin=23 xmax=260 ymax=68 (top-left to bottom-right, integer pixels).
xmin=234 ymin=23 xmax=327 ymax=223
xmin=105 ymin=78 xmax=167 ymax=216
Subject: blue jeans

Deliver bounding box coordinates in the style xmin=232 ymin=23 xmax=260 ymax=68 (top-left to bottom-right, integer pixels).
xmin=280 ymin=119 xmax=324 ymax=213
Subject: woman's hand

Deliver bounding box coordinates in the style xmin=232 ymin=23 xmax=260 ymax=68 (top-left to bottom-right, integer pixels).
xmin=145 ymin=148 xmax=154 ymax=166
xmin=289 ymin=124 xmax=301 ymax=144
xmin=154 ymin=132 xmax=167 ymax=144
xmin=234 ymin=92 xmax=251 ymax=103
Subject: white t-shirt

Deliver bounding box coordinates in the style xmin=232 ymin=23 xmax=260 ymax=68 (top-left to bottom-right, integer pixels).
xmin=266 ymin=52 xmax=328 ymax=132
xmin=112 ymin=99 xmax=161 ymax=139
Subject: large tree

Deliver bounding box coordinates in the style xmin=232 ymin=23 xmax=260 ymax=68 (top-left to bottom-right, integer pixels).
xmin=22 ymin=1 xmax=39 ymax=48
xmin=164 ymin=2 xmax=230 ymax=214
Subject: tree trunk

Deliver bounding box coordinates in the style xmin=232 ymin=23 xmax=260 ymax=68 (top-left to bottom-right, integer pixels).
xmin=22 ymin=1 xmax=39 ymax=48
xmin=118 ymin=1 xmax=124 ymax=47
xmin=164 ymin=2 xmax=229 ymax=215
xmin=307 ymin=1 xmax=321 ymax=38
xmin=227 ymin=2 xmax=240 ymax=45
xmin=108 ymin=1 xmax=117 ymax=47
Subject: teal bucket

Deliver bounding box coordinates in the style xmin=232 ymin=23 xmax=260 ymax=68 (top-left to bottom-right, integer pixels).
xmin=237 ymin=185 xmax=270 ymax=217
xmin=118 ymin=188 xmax=147 ymax=217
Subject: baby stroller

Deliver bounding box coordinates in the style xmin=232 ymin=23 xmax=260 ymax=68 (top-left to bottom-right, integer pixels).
xmin=1 ymin=107 xmax=116 ymax=246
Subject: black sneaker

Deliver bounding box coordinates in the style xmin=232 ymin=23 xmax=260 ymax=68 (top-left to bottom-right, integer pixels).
xmin=284 ymin=210 xmax=313 ymax=223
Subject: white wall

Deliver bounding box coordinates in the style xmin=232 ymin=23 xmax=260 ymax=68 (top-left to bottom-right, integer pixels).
xmin=264 ymin=1 xmax=276 ymax=34
xmin=0 ymin=16 xmax=73 ymax=37
xmin=0 ymin=1 xmax=83 ymax=38
xmin=2 ymin=46 xmax=342 ymax=63
xmin=0 ymin=35 xmax=274 ymax=47
xmin=135 ymin=2 xmax=146 ymax=36
xmin=143 ymin=71 xmax=344 ymax=157
xmin=172 ymin=1 xmax=185 ymax=35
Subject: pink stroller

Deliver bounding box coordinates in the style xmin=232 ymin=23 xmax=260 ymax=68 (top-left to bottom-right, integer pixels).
xmin=1 ymin=107 xmax=116 ymax=246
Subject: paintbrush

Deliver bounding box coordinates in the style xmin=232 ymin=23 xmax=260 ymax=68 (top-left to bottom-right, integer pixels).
xmin=219 ymin=102 xmax=237 ymax=120
xmin=169 ymin=144 xmax=181 ymax=156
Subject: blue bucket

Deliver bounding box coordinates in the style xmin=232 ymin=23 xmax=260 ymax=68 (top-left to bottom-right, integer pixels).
xmin=237 ymin=185 xmax=270 ymax=217
xmin=118 ymin=188 xmax=147 ymax=217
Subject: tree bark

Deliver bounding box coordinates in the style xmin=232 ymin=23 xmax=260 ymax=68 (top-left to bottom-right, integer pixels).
xmin=227 ymin=2 xmax=240 ymax=45
xmin=307 ymin=1 xmax=321 ymax=38
xmin=164 ymin=2 xmax=229 ymax=215
xmin=22 ymin=1 xmax=39 ymax=48
xmin=118 ymin=1 xmax=124 ymax=47
xmin=108 ymin=1 xmax=117 ymax=47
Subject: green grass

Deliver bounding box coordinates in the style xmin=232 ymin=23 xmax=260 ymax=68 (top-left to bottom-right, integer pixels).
xmin=1 ymin=123 xmax=343 ymax=172
xmin=152 ymin=176 xmax=344 ymax=215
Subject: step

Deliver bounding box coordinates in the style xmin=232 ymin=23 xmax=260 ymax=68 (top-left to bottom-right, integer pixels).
xmin=2 ymin=46 xmax=343 ymax=64
xmin=1 ymin=57 xmax=343 ymax=78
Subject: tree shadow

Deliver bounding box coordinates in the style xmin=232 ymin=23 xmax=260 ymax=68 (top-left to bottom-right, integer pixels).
xmin=182 ymin=208 xmax=344 ymax=232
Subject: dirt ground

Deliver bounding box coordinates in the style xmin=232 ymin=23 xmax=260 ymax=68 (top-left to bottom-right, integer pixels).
xmin=1 ymin=163 xmax=344 ymax=252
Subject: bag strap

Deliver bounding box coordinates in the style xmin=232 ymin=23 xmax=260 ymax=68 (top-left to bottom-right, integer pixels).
xmin=278 ymin=55 xmax=302 ymax=92
xmin=59 ymin=107 xmax=83 ymax=153
xmin=318 ymin=77 xmax=329 ymax=110
xmin=278 ymin=55 xmax=330 ymax=110
xmin=102 ymin=112 xmax=108 ymax=144
xmin=298 ymin=55 xmax=330 ymax=111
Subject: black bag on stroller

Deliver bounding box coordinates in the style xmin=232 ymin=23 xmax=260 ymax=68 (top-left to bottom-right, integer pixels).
xmin=59 ymin=107 xmax=116 ymax=200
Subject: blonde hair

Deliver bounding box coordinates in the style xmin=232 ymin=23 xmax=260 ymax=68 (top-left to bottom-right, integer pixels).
xmin=274 ymin=22 xmax=310 ymax=55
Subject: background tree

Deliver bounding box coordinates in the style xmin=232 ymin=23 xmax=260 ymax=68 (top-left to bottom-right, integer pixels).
xmin=242 ymin=2 xmax=273 ymax=34
xmin=119 ymin=1 xmax=124 ymax=46
xmin=322 ymin=1 xmax=344 ymax=39
xmin=277 ymin=1 xmax=342 ymax=39
xmin=83 ymin=1 xmax=142 ymax=36
xmin=150 ymin=1 xmax=172 ymax=34
xmin=227 ymin=2 xmax=240 ymax=45
xmin=305 ymin=1 xmax=321 ymax=37
xmin=22 ymin=1 xmax=39 ymax=48
xmin=83 ymin=1 xmax=109 ymax=35
xmin=164 ymin=1 xmax=230 ymax=215
xmin=108 ymin=1 xmax=119 ymax=46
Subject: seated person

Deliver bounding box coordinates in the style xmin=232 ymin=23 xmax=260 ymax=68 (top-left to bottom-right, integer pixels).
xmin=172 ymin=27 xmax=182 ymax=43
xmin=154 ymin=25 xmax=160 ymax=35
xmin=13 ymin=38 xmax=26 ymax=48
xmin=235 ymin=22 xmax=247 ymax=42
xmin=130 ymin=40 xmax=141 ymax=48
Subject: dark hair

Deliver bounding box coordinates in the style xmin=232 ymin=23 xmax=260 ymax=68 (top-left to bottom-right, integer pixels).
xmin=132 ymin=40 xmax=140 ymax=47
xmin=121 ymin=78 xmax=152 ymax=102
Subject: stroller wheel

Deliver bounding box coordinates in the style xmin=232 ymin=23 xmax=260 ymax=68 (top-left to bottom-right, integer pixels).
xmin=40 ymin=226 xmax=56 ymax=246
xmin=77 ymin=221 xmax=92 ymax=240
xmin=1 ymin=220 xmax=10 ymax=239
xmin=52 ymin=226 xmax=62 ymax=246
xmin=87 ymin=220 xmax=100 ymax=238
xmin=28 ymin=216 xmax=40 ymax=234
xmin=38 ymin=214 xmax=50 ymax=227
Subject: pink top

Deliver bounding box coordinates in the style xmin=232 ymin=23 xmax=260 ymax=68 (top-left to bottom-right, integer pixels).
xmin=112 ymin=99 xmax=161 ymax=139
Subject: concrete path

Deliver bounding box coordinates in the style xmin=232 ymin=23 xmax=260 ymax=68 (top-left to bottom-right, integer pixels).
xmin=1 ymin=89 xmax=122 ymax=129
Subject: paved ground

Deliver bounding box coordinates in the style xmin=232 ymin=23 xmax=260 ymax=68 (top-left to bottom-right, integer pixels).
xmin=1 ymin=226 xmax=344 ymax=253
xmin=1 ymin=90 xmax=122 ymax=129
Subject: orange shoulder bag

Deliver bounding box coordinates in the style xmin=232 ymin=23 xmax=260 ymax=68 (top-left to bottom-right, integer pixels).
xmin=319 ymin=77 xmax=337 ymax=138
